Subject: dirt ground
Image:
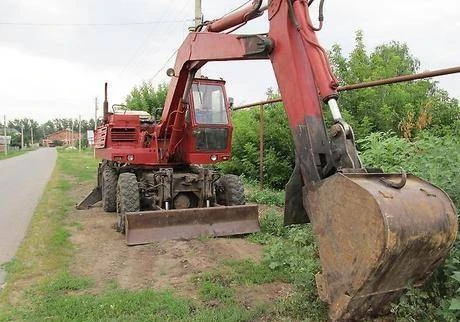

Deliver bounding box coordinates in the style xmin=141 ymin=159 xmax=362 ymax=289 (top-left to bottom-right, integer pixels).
xmin=67 ymin=204 xmax=292 ymax=306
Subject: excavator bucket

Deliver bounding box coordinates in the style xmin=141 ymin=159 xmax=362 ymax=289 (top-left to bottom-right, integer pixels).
xmin=125 ymin=204 xmax=260 ymax=245
xmin=304 ymin=172 xmax=458 ymax=321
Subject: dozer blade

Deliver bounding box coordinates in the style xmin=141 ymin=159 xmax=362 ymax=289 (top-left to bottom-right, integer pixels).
xmin=76 ymin=187 xmax=101 ymax=210
xmin=125 ymin=204 xmax=260 ymax=245
xmin=304 ymin=172 xmax=458 ymax=321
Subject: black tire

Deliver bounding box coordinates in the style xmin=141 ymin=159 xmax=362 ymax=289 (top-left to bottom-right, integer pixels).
xmin=215 ymin=174 xmax=245 ymax=206
xmin=102 ymin=164 xmax=118 ymax=212
xmin=116 ymin=173 xmax=140 ymax=234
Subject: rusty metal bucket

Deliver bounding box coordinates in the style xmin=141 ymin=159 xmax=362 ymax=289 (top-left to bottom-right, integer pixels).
xmin=125 ymin=204 xmax=260 ymax=245
xmin=304 ymin=172 xmax=458 ymax=321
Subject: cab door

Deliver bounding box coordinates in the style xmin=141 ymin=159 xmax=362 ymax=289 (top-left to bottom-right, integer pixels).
xmin=185 ymin=79 xmax=233 ymax=164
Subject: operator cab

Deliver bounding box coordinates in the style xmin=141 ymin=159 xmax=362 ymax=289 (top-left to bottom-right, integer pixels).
xmin=184 ymin=78 xmax=233 ymax=164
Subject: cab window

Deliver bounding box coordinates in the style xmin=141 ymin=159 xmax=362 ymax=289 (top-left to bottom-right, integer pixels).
xmin=192 ymin=84 xmax=228 ymax=125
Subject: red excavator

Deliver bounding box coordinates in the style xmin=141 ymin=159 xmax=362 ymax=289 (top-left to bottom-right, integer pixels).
xmin=78 ymin=1 xmax=458 ymax=320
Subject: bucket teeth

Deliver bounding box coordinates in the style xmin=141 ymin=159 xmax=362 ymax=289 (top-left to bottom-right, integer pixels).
xmin=304 ymin=172 xmax=458 ymax=321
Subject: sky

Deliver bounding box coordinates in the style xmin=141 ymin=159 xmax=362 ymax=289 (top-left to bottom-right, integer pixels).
xmin=0 ymin=0 xmax=459 ymax=123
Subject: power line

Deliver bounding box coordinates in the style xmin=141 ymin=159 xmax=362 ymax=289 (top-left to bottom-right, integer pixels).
xmin=0 ymin=19 xmax=192 ymax=27
xmin=149 ymin=48 xmax=180 ymax=82
xmin=114 ymin=0 xmax=187 ymax=81
xmin=119 ymin=0 xmax=190 ymax=80
xmin=122 ymin=0 xmax=256 ymax=87
xmin=150 ymin=0 xmax=253 ymax=83
xmin=219 ymin=0 xmax=252 ymax=20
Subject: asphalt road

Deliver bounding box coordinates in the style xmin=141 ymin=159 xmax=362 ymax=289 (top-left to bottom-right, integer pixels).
xmin=0 ymin=148 xmax=57 ymax=285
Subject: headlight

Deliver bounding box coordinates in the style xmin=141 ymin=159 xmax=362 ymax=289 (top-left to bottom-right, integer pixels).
xmin=210 ymin=155 xmax=218 ymax=161
xmin=127 ymin=154 xmax=134 ymax=162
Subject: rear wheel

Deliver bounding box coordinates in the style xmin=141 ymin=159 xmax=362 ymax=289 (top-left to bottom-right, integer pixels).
xmin=102 ymin=164 xmax=118 ymax=212
xmin=116 ymin=173 xmax=140 ymax=233
xmin=215 ymin=174 xmax=245 ymax=206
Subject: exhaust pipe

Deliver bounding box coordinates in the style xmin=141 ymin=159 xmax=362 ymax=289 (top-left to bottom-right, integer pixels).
xmin=103 ymin=82 xmax=109 ymax=122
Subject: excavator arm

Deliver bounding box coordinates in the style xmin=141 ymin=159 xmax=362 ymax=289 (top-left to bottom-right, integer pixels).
xmin=156 ymin=31 xmax=271 ymax=160
xmin=156 ymin=1 xmax=457 ymax=320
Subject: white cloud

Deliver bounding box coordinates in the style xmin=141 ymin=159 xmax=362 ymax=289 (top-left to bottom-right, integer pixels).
xmin=0 ymin=0 xmax=459 ymax=122
xmin=0 ymin=46 xmax=105 ymax=122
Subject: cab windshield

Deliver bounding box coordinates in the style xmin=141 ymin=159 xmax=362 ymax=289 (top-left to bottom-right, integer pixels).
xmin=192 ymin=84 xmax=228 ymax=125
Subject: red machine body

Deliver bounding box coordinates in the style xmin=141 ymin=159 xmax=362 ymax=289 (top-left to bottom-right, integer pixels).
xmin=95 ymin=78 xmax=232 ymax=166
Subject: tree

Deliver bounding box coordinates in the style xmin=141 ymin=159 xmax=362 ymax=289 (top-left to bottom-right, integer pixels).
xmin=125 ymin=81 xmax=168 ymax=119
xmin=329 ymin=31 xmax=459 ymax=139
xmin=8 ymin=118 xmax=41 ymax=147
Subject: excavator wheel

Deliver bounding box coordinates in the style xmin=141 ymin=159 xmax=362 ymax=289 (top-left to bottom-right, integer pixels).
xmin=102 ymin=165 xmax=118 ymax=212
xmin=116 ymin=173 xmax=140 ymax=234
xmin=215 ymin=174 xmax=245 ymax=206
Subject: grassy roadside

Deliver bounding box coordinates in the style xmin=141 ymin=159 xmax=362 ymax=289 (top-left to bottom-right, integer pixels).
xmin=0 ymin=149 xmax=98 ymax=320
xmin=0 ymin=149 xmax=328 ymax=321
xmin=0 ymin=148 xmax=36 ymax=161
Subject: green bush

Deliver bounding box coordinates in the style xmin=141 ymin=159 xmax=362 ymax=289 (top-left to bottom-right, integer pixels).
xmin=359 ymin=131 xmax=460 ymax=206
xmin=218 ymin=103 xmax=295 ymax=190
xmin=360 ymin=131 xmax=460 ymax=320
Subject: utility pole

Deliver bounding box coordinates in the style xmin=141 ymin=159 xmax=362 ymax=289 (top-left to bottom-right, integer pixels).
xmin=71 ymin=119 xmax=74 ymax=147
xmin=95 ymin=97 xmax=98 ymax=130
xmin=259 ymin=105 xmax=264 ymax=189
xmin=30 ymin=120 xmax=34 ymax=146
xmin=78 ymin=115 xmax=81 ymax=151
xmin=195 ymin=0 xmax=202 ymax=78
xmin=3 ymin=115 xmax=7 ymax=156
xmin=94 ymin=97 xmax=98 ymax=157
xmin=21 ymin=124 xmax=24 ymax=149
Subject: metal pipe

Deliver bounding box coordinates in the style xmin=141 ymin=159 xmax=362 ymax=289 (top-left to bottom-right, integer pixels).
xmin=206 ymin=0 xmax=263 ymax=33
xmin=233 ymin=97 xmax=281 ymax=110
xmin=3 ymin=115 xmax=7 ymax=156
xmin=233 ymin=66 xmax=460 ymax=110
xmin=338 ymin=66 xmax=460 ymax=91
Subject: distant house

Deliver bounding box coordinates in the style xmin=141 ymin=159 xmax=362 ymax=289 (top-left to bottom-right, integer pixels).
xmin=0 ymin=136 xmax=11 ymax=152
xmin=43 ymin=130 xmax=82 ymax=147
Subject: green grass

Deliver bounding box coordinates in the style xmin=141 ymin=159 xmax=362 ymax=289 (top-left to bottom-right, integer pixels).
xmin=0 ymin=150 xmax=287 ymax=322
xmin=189 ymin=209 xmax=328 ymax=321
xmin=244 ymin=181 xmax=284 ymax=207
xmin=198 ymin=280 xmax=235 ymax=303
xmin=0 ymin=148 xmax=35 ymax=160
xmin=0 ymin=149 xmax=332 ymax=321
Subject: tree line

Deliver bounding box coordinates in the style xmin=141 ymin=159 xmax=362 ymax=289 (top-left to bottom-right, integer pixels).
xmin=6 ymin=118 xmax=96 ymax=148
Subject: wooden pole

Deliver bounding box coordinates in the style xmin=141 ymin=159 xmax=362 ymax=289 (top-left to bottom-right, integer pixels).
xmin=30 ymin=120 xmax=33 ymax=146
xmin=94 ymin=97 xmax=98 ymax=157
xmin=195 ymin=0 xmax=202 ymax=77
xmin=21 ymin=125 xmax=24 ymax=149
xmin=78 ymin=115 xmax=82 ymax=151
xmin=3 ymin=115 xmax=7 ymax=156
xmin=259 ymin=104 xmax=264 ymax=189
